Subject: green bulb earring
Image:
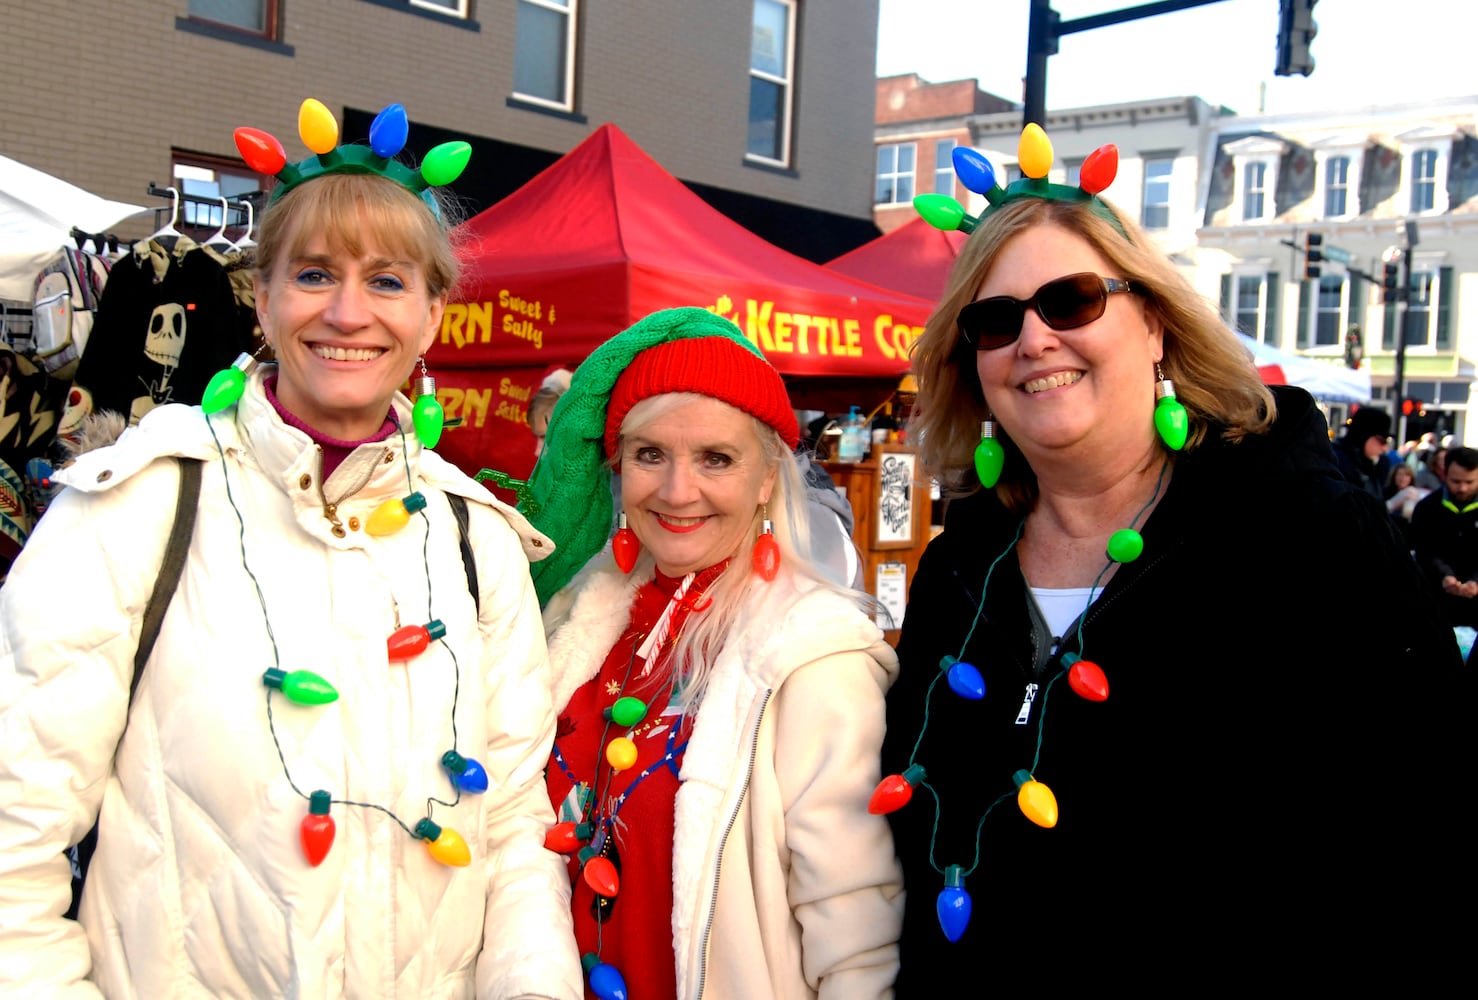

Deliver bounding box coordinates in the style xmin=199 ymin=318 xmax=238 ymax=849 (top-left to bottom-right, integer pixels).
xmin=1153 ymin=364 xmax=1188 ymax=451
xmin=411 ymin=358 xmax=444 ymax=449
xmin=974 ymin=418 xmax=1005 ymax=488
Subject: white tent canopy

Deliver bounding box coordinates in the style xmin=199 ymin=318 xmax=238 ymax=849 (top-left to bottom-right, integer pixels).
xmin=0 ymin=154 xmax=147 ymax=300
xmin=1236 ymin=333 xmax=1372 ymax=404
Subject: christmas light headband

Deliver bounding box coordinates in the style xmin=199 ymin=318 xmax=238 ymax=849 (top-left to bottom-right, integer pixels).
xmin=915 ymin=123 xmax=1125 ymax=238
xmin=234 ymin=99 xmax=471 ymax=219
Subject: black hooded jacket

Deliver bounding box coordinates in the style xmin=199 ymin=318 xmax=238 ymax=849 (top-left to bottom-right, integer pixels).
xmin=884 ymin=386 xmax=1468 ymax=989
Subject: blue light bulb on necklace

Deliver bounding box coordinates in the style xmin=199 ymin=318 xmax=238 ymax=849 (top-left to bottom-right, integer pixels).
xmin=582 ymin=953 xmax=629 ymax=1000
xmin=941 ymin=654 xmax=985 ymax=700
xmin=936 ymin=865 xmax=972 ymax=942
xmin=441 ymin=749 xmax=489 ymax=793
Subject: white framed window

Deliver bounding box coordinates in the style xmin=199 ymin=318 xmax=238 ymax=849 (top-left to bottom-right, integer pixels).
xmin=876 ymin=143 xmax=916 ymax=206
xmin=1396 ymin=126 xmax=1453 ymax=216
xmin=747 ymin=0 xmax=796 ymax=166
xmin=1311 ymin=274 xmax=1346 ymax=348
xmin=513 ymin=0 xmax=577 ymax=112
xmin=1311 ymin=135 xmax=1365 ymax=221
xmin=1235 ymin=274 xmax=1266 ymax=339
xmin=1242 ymin=162 xmax=1267 ymax=221
xmin=1224 ymin=136 xmax=1285 ymax=226
xmin=410 ymin=0 xmax=468 ymax=16
xmin=1141 ymin=158 xmax=1172 ymax=229
xmin=1323 ymin=156 xmax=1349 ymax=216
xmin=188 ymin=0 xmax=276 ymax=35
xmin=934 ymin=139 xmax=957 ymax=196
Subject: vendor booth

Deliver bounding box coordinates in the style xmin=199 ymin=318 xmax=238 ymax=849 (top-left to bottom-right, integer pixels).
xmin=425 ymin=123 xmax=934 ymax=486
xmin=823 ymin=215 xmax=966 ymax=304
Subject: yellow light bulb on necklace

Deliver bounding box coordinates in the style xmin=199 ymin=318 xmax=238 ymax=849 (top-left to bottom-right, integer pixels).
xmin=606 ymin=737 xmax=638 ymax=771
xmin=1013 ymin=769 xmax=1059 ymax=828
xmin=367 ymin=492 xmax=427 ymax=536
xmin=414 ymin=818 xmax=471 ymax=867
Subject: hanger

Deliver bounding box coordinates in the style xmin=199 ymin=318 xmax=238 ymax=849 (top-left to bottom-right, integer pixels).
xmin=204 ymin=197 xmax=234 ymax=251
xmin=228 ymin=198 xmax=256 ymax=252
xmin=149 ymin=186 xmax=184 ymax=247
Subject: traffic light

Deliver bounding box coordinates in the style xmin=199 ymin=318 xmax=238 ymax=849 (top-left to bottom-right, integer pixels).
xmin=1344 ymin=328 xmax=1362 ymax=370
xmin=1304 ymin=232 xmax=1322 ymax=281
xmin=1276 ymin=0 xmax=1318 ymax=78
xmin=1383 ymin=260 xmax=1400 ymax=302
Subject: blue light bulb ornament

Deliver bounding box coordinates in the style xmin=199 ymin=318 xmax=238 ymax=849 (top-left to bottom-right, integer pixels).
xmin=202 ymin=352 xmax=258 ymax=415
xmin=582 ymin=953 xmax=629 ymax=1000
xmin=936 ymin=865 xmax=972 ymax=942
xmin=368 ymin=103 xmax=409 ymax=159
xmin=941 ymin=654 xmax=985 ymax=701
xmin=441 ymin=750 xmax=489 ymax=793
xmin=952 ymin=145 xmax=1005 ymax=201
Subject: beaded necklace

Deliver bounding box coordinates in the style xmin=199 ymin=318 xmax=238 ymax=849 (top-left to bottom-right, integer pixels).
xmin=205 ymin=405 xmax=487 ymax=870
xmin=872 ymin=456 xmax=1169 ymax=941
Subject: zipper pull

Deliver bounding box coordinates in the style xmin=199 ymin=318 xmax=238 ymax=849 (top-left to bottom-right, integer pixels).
xmin=1014 ymin=683 xmax=1039 ymax=726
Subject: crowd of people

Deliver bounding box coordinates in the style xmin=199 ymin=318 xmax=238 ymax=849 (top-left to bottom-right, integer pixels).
xmin=1 ymin=106 xmax=1470 ymax=999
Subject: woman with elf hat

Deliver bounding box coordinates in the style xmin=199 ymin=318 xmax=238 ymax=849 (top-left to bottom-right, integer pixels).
xmin=525 ymin=306 xmax=904 ymax=998
xmin=880 ymin=125 xmax=1468 ymax=986
xmin=0 ymin=101 xmax=582 ymax=997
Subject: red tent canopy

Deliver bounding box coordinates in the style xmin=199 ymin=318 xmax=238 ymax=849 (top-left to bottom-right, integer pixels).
xmin=824 ymin=216 xmax=967 ymax=304
xmin=426 ymin=123 xmax=932 ymax=484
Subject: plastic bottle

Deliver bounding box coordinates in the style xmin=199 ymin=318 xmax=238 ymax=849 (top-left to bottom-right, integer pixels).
xmin=837 ymin=406 xmax=866 ymax=462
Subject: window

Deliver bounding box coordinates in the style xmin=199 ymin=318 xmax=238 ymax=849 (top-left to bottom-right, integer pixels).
xmin=1313 ymin=274 xmax=1345 ymax=348
xmin=188 ymin=0 xmax=275 ymax=35
xmin=171 ymin=153 xmax=267 ymax=240
xmin=1324 ymin=156 xmax=1349 ymax=217
xmin=1142 ymin=158 xmax=1172 ymax=229
xmin=513 ymin=0 xmax=577 ymax=112
xmin=748 ymin=0 xmax=796 ymax=165
xmin=1242 ymin=162 xmax=1266 ymax=222
xmin=1411 ymin=149 xmax=1437 ymax=213
xmin=1235 ymin=275 xmax=1263 ymax=338
xmin=876 ymin=143 xmax=916 ymax=205
xmin=934 ymin=139 xmax=957 ymax=196
xmin=411 ymin=0 xmax=468 ymax=15
xmin=1062 ymin=159 xmax=1082 ymax=186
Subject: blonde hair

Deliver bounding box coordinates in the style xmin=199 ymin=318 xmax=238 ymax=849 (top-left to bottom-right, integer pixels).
xmin=615 ymin=393 xmax=868 ymax=708
xmin=253 ymin=173 xmax=462 ymax=298
xmin=907 ymin=196 xmax=1275 ymax=510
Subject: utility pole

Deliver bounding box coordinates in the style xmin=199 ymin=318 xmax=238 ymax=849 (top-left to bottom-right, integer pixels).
xmin=1023 ymin=0 xmax=1232 ymax=126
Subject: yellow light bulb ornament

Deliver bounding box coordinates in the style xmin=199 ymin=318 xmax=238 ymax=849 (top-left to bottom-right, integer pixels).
xmin=606 ymin=737 xmax=638 ymax=771
xmin=1017 ymin=123 xmax=1054 ymax=178
xmin=1013 ymin=768 xmax=1059 ymax=828
xmin=298 ymin=98 xmax=339 ymax=154
xmin=413 ymin=818 xmax=471 ymax=867
xmin=367 ymin=491 xmax=428 ymax=536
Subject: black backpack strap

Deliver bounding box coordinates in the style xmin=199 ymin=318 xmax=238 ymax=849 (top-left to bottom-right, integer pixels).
xmin=448 ymin=491 xmax=480 ymax=615
xmin=133 ymin=457 xmax=201 ymax=697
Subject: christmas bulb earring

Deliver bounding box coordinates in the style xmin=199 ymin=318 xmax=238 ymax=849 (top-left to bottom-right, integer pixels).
xmin=752 ymin=504 xmax=780 ymax=581
xmin=201 ymin=345 xmax=266 ymax=414
xmin=612 ymin=512 xmax=640 ymax=573
xmin=974 ymin=418 xmax=1004 ymax=488
xmin=1154 ymin=363 xmax=1188 ymax=451
xmin=411 ymin=358 xmax=444 ymax=448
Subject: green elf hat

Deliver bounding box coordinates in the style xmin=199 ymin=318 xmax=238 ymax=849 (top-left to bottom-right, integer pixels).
xmin=522 ymin=307 xmax=793 ymax=605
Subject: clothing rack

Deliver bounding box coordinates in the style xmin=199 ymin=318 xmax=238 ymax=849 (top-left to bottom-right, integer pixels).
xmin=144 ymin=184 xmax=265 ymax=235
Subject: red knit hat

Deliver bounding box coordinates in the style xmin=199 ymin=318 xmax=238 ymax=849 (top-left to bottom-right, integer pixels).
xmin=604 ymin=337 xmax=800 ymax=457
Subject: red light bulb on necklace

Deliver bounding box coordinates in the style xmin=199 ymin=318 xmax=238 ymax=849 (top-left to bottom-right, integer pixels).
xmin=1062 ymin=652 xmax=1110 ymax=702
xmin=868 ymin=763 xmax=926 ymax=815
xmin=612 ymin=513 xmax=640 ymax=573
xmin=578 ymin=846 xmax=620 ymax=897
xmin=387 ymin=619 xmax=446 ymax=661
xmin=752 ymin=517 xmax=780 ymax=581
xmin=544 ymin=820 xmax=592 ymax=854
xmin=300 ymin=789 xmax=335 ymax=867
xmin=441 ymin=749 xmax=489 ymax=793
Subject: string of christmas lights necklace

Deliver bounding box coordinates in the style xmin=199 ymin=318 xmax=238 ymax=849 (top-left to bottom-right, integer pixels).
xmin=204 ymin=408 xmax=488 ymax=869
xmin=870 ymin=455 xmax=1169 ymax=941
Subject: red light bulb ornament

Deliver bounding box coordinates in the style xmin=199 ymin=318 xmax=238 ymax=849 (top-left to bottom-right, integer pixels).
xmin=868 ymin=763 xmax=926 ymax=815
xmin=582 ymin=953 xmax=629 ymax=1000
xmin=202 ymin=352 xmax=259 ymax=414
xmin=387 ymin=618 xmax=446 ymax=660
xmin=752 ymin=514 xmax=780 ymax=581
xmin=411 ymin=363 xmax=444 ymax=449
xmin=936 ymin=865 xmax=972 ymax=942
xmin=612 ymin=513 xmax=640 ymax=574
xmin=300 ymin=789 xmax=335 ymax=867
xmin=1079 ymin=143 xmax=1120 ymax=194
xmin=263 ymin=667 xmax=339 ymax=705
xmin=544 ymin=820 xmax=592 ymax=854
xmin=233 ymin=127 xmax=287 ymax=175
xmin=941 ymin=654 xmax=985 ymax=701
xmin=578 ymin=845 xmax=620 ymax=897
xmin=1061 ymin=652 xmax=1109 ymax=702
xmin=413 ymin=818 xmax=471 ymax=867
xmin=367 ymin=491 xmax=428 ymax=536
xmin=1014 ymin=769 xmax=1059 ymax=828
xmin=441 ymin=749 xmax=489 ymax=793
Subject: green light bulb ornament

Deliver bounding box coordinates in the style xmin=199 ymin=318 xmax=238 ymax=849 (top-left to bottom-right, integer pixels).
xmin=411 ymin=366 xmax=444 ymax=449
xmin=1154 ymin=376 xmax=1188 ymax=451
xmin=974 ymin=419 xmax=1005 ymax=488
xmin=263 ymin=667 xmax=339 ymax=705
xmin=202 ymin=352 xmax=259 ymax=415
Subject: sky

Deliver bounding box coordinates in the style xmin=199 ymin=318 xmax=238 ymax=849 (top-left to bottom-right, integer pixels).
xmin=876 ymin=0 xmax=1473 ymax=118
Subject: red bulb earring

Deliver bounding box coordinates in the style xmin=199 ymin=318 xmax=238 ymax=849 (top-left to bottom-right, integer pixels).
xmin=752 ymin=504 xmax=780 ymax=581
xmin=612 ymin=512 xmax=640 ymax=573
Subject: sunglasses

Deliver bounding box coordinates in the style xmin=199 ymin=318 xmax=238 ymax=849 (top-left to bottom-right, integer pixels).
xmin=957 ymin=272 xmax=1140 ymax=351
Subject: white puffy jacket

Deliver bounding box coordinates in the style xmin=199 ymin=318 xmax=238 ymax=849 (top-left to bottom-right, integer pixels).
xmin=0 ymin=370 xmax=582 ymax=999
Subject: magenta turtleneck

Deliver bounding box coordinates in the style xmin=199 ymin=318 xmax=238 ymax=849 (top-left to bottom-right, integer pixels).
xmin=263 ymin=374 xmax=400 ymax=479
